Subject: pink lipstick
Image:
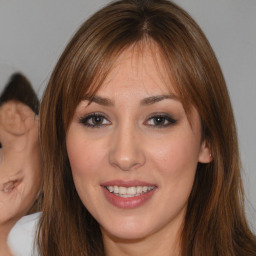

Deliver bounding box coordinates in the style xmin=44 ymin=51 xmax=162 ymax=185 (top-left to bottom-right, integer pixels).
xmin=101 ymin=180 xmax=157 ymax=209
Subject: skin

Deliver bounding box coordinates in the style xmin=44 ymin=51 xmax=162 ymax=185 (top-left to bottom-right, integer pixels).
xmin=0 ymin=101 xmax=42 ymax=255
xmin=66 ymin=45 xmax=212 ymax=256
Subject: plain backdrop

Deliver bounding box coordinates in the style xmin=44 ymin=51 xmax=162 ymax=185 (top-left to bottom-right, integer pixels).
xmin=0 ymin=0 xmax=255 ymax=230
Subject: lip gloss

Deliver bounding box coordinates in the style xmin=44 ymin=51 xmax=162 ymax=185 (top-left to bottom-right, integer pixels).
xmin=101 ymin=180 xmax=157 ymax=209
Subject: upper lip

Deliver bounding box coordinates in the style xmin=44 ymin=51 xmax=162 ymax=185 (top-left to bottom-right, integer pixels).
xmin=101 ymin=180 xmax=157 ymax=188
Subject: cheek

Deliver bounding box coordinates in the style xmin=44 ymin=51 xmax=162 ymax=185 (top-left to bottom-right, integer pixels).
xmin=144 ymin=133 xmax=200 ymax=223
xmin=67 ymin=136 xmax=105 ymax=177
xmin=146 ymin=131 xmax=200 ymax=184
xmin=66 ymin=136 xmax=109 ymax=217
xmin=66 ymin=133 xmax=108 ymax=208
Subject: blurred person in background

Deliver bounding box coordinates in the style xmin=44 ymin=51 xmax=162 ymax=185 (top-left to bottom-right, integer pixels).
xmin=0 ymin=73 xmax=42 ymax=255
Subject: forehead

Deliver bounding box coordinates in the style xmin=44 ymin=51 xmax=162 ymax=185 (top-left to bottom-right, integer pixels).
xmin=97 ymin=43 xmax=176 ymax=98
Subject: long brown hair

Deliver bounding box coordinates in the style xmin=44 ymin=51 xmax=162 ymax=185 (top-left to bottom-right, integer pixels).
xmin=39 ymin=0 xmax=256 ymax=255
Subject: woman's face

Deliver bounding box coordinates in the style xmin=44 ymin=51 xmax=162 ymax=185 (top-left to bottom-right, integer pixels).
xmin=66 ymin=45 xmax=211 ymax=242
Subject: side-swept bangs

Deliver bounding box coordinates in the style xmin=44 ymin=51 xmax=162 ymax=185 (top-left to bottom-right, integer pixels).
xmin=44 ymin=0 xmax=226 ymax=137
xmin=39 ymin=1 xmax=251 ymax=255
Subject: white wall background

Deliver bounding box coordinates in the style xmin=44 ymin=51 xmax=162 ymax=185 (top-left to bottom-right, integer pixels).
xmin=0 ymin=0 xmax=255 ymax=230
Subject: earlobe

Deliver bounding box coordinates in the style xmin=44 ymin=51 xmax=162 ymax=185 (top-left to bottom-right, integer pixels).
xmin=198 ymin=140 xmax=213 ymax=164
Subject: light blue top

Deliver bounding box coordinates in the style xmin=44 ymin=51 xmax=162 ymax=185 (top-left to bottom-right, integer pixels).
xmin=8 ymin=212 xmax=41 ymax=256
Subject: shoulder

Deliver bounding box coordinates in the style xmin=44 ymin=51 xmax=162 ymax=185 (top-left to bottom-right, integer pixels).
xmin=8 ymin=212 xmax=41 ymax=256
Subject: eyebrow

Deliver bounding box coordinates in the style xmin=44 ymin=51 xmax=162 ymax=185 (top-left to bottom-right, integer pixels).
xmin=86 ymin=96 xmax=114 ymax=106
xmin=140 ymin=94 xmax=178 ymax=105
xmin=85 ymin=94 xmax=178 ymax=106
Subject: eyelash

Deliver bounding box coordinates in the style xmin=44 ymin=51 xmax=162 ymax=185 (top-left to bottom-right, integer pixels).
xmin=79 ymin=113 xmax=111 ymax=128
xmin=145 ymin=114 xmax=177 ymax=128
xmin=79 ymin=113 xmax=177 ymax=128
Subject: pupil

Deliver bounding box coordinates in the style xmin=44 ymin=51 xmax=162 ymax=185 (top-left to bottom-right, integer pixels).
xmin=93 ymin=116 xmax=102 ymax=124
xmin=155 ymin=117 xmax=164 ymax=125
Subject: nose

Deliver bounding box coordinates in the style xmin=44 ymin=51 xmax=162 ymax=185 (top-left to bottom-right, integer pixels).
xmin=109 ymin=124 xmax=146 ymax=171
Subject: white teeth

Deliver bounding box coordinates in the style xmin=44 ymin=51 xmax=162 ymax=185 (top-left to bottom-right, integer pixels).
xmin=127 ymin=187 xmax=136 ymax=195
xmin=108 ymin=186 xmax=114 ymax=193
xmin=119 ymin=187 xmax=127 ymax=195
xmin=106 ymin=185 xmax=155 ymax=197
xmin=142 ymin=186 xmax=148 ymax=193
xmin=114 ymin=186 xmax=119 ymax=194
xmin=136 ymin=186 xmax=142 ymax=194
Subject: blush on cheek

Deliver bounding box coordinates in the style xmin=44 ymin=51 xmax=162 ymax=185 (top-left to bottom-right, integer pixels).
xmin=69 ymin=151 xmax=102 ymax=177
xmin=67 ymin=133 xmax=107 ymax=175
xmin=150 ymin=139 xmax=199 ymax=181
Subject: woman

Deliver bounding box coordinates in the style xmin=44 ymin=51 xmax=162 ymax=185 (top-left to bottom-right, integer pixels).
xmin=9 ymin=0 xmax=256 ymax=255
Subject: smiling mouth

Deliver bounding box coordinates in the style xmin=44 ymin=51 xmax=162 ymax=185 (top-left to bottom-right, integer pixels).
xmin=105 ymin=185 xmax=156 ymax=198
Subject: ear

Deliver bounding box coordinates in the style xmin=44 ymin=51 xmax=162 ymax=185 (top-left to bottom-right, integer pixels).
xmin=198 ymin=140 xmax=213 ymax=163
xmin=0 ymin=101 xmax=35 ymax=135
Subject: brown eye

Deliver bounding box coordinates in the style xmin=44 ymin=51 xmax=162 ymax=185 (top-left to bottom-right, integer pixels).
xmin=154 ymin=116 xmax=167 ymax=126
xmin=91 ymin=116 xmax=104 ymax=125
xmin=79 ymin=113 xmax=111 ymax=128
xmin=145 ymin=114 xmax=177 ymax=128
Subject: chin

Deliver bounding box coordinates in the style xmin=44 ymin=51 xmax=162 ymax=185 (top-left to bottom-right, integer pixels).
xmin=100 ymin=216 xmax=155 ymax=241
xmin=104 ymin=228 xmax=152 ymax=242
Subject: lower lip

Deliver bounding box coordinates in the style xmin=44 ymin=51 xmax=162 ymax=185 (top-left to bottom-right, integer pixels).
xmin=102 ymin=187 xmax=156 ymax=209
